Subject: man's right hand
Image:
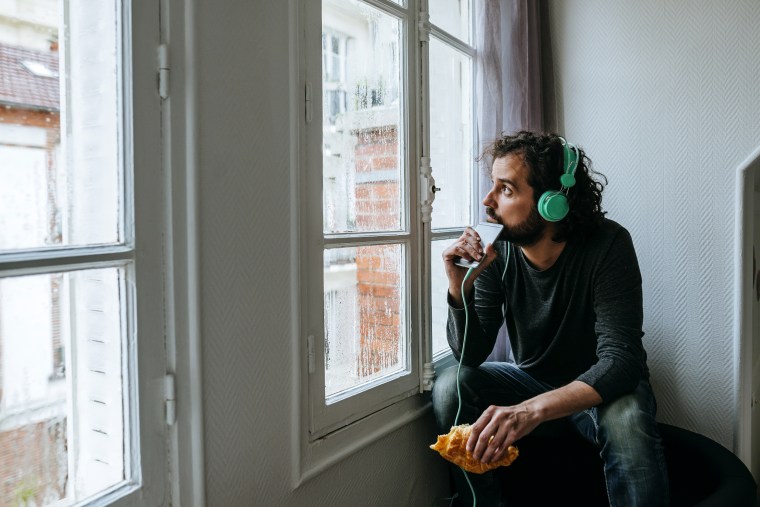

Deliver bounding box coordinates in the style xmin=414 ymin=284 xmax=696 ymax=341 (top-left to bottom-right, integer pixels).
xmin=442 ymin=226 xmax=498 ymax=307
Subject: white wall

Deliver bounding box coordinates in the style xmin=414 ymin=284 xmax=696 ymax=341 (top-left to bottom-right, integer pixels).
xmin=546 ymin=0 xmax=760 ymax=450
xmin=193 ymin=1 xmax=447 ymax=505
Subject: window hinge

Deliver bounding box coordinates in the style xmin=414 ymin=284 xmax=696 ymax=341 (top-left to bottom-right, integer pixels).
xmin=158 ymin=43 xmax=170 ymax=99
xmin=305 ymin=82 xmax=313 ymax=123
xmin=307 ymin=335 xmax=315 ymax=374
xmin=164 ymin=373 xmax=177 ymax=425
xmin=418 ymin=11 xmax=431 ymax=42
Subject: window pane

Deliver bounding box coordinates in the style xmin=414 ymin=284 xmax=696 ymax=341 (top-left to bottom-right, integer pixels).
xmin=429 ymin=0 xmax=471 ymax=43
xmin=431 ymin=239 xmax=452 ymax=357
xmin=0 ymin=0 xmax=122 ymax=253
xmin=322 ymin=0 xmax=404 ymax=234
xmin=324 ymin=244 xmax=406 ymax=401
xmin=430 ymin=37 xmax=472 ymax=230
xmin=0 ymin=267 xmax=130 ymax=505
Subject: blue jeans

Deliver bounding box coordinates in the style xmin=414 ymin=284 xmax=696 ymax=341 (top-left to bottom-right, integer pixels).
xmin=431 ymin=363 xmax=670 ymax=506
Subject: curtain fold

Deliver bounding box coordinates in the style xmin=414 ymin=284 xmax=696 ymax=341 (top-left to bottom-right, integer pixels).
xmin=475 ymin=0 xmax=544 ymax=362
xmin=504 ymin=0 xmax=544 ymax=133
xmin=476 ymin=0 xmax=543 ymax=149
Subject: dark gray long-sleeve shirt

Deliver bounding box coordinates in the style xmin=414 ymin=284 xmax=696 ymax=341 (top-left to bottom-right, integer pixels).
xmin=447 ymin=218 xmax=649 ymax=403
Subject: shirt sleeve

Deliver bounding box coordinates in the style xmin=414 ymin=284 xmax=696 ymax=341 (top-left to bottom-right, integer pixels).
xmin=576 ymin=228 xmax=647 ymax=402
xmin=446 ymin=248 xmax=507 ymax=367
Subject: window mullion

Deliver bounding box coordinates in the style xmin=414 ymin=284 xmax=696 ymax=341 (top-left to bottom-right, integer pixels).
xmin=429 ymin=25 xmax=476 ymax=57
xmin=0 ymin=247 xmax=135 ymax=277
xmin=415 ymin=0 xmax=437 ymax=391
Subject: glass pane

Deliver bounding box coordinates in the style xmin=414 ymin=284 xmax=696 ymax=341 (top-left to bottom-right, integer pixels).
xmin=322 ymin=0 xmax=404 ymax=234
xmin=0 ymin=0 xmax=122 ymax=253
xmin=0 ymin=267 xmax=130 ymax=506
xmin=430 ymin=0 xmax=471 ymax=43
xmin=430 ymin=37 xmax=472 ymax=229
xmin=431 ymin=239 xmax=452 ymax=357
xmin=324 ymin=244 xmax=406 ymax=401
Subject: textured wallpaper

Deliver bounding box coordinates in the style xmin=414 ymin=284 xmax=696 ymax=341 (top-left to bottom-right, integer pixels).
xmin=546 ymin=0 xmax=760 ymax=450
xmin=195 ymin=1 xmax=449 ymax=505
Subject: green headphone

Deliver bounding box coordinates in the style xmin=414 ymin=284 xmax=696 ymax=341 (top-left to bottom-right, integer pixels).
xmin=537 ymin=137 xmax=579 ymax=222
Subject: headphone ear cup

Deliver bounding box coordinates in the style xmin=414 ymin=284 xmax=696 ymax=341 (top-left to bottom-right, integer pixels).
xmin=538 ymin=191 xmax=569 ymax=222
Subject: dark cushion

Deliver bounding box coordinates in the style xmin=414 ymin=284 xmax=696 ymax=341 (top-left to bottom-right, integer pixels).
xmin=493 ymin=423 xmax=757 ymax=506
xmin=659 ymin=423 xmax=757 ymax=507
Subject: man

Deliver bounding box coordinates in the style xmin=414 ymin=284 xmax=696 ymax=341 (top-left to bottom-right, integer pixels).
xmin=432 ymin=131 xmax=669 ymax=506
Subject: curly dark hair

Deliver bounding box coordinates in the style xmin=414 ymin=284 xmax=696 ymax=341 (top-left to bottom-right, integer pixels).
xmin=481 ymin=130 xmax=607 ymax=242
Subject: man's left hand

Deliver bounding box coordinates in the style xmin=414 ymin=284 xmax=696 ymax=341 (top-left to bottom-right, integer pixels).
xmin=466 ymin=404 xmax=541 ymax=464
xmin=465 ymin=381 xmax=603 ymax=464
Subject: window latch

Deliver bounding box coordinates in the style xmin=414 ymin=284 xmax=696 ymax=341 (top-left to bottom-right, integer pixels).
xmin=158 ymin=44 xmax=170 ymax=99
xmin=165 ymin=373 xmax=176 ymax=426
xmin=307 ymin=335 xmax=315 ymax=374
xmin=305 ymin=82 xmax=313 ymax=123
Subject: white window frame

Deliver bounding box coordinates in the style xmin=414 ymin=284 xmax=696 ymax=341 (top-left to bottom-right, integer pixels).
xmin=161 ymin=0 xmax=206 ymax=504
xmin=303 ymin=0 xmax=421 ymax=440
xmin=0 ymin=1 xmax=171 ymax=505
xmin=295 ymin=0 xmax=478 ymax=482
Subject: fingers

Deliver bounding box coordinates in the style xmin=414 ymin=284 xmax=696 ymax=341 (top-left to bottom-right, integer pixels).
xmin=467 ymin=405 xmax=522 ymax=464
xmin=450 ymin=226 xmax=484 ymax=264
xmin=466 ymin=404 xmax=491 ymax=450
xmin=474 ymin=243 xmax=498 ymax=269
xmin=471 ymin=421 xmax=504 ymax=462
xmin=442 ymin=228 xmax=499 ymax=306
xmin=466 ymin=406 xmax=497 ymax=459
xmin=479 ymin=423 xmax=511 ymax=463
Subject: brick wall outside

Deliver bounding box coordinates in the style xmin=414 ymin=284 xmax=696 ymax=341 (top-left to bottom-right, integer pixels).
xmin=0 ymin=107 xmax=59 ymax=130
xmin=353 ymin=126 xmax=403 ymax=377
xmin=0 ymin=418 xmax=67 ymax=505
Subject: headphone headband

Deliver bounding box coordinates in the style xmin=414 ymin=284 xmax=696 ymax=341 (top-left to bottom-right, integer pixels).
xmin=559 ymin=137 xmax=579 ymax=189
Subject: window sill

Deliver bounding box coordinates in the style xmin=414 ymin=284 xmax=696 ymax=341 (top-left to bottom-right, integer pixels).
xmin=294 ymin=392 xmax=431 ymax=488
xmin=294 ymin=350 xmax=458 ymax=488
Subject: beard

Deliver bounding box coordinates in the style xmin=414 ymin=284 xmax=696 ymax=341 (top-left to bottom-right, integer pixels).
xmin=486 ymin=205 xmax=546 ymax=246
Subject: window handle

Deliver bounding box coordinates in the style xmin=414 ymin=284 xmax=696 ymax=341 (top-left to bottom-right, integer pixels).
xmin=420 ymin=157 xmax=435 ymax=222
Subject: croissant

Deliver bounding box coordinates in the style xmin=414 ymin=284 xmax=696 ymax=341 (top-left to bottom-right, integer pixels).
xmin=430 ymin=424 xmax=519 ymax=474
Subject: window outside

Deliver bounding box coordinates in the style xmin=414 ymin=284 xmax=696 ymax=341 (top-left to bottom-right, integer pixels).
xmin=428 ymin=4 xmax=475 ymax=358
xmin=0 ymin=1 xmax=132 ymax=505
xmin=322 ymin=0 xmax=402 ymax=235
xmin=429 ymin=0 xmax=471 ymax=44
xmin=430 ymin=239 xmax=452 ymax=357
xmin=324 ymin=244 xmax=405 ymax=401
xmin=320 ymin=0 xmax=409 ymax=404
xmin=307 ymin=0 xmax=476 ymax=438
xmin=428 ymin=37 xmax=473 ymax=231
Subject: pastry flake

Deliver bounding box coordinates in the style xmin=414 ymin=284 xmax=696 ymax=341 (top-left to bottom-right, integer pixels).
xmin=430 ymin=424 xmax=519 ymax=474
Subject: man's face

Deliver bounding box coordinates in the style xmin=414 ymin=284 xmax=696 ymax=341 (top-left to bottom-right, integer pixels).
xmin=482 ymin=153 xmax=546 ymax=246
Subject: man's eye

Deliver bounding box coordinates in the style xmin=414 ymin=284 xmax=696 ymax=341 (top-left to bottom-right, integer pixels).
xmin=502 ymin=186 xmax=511 ymax=195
